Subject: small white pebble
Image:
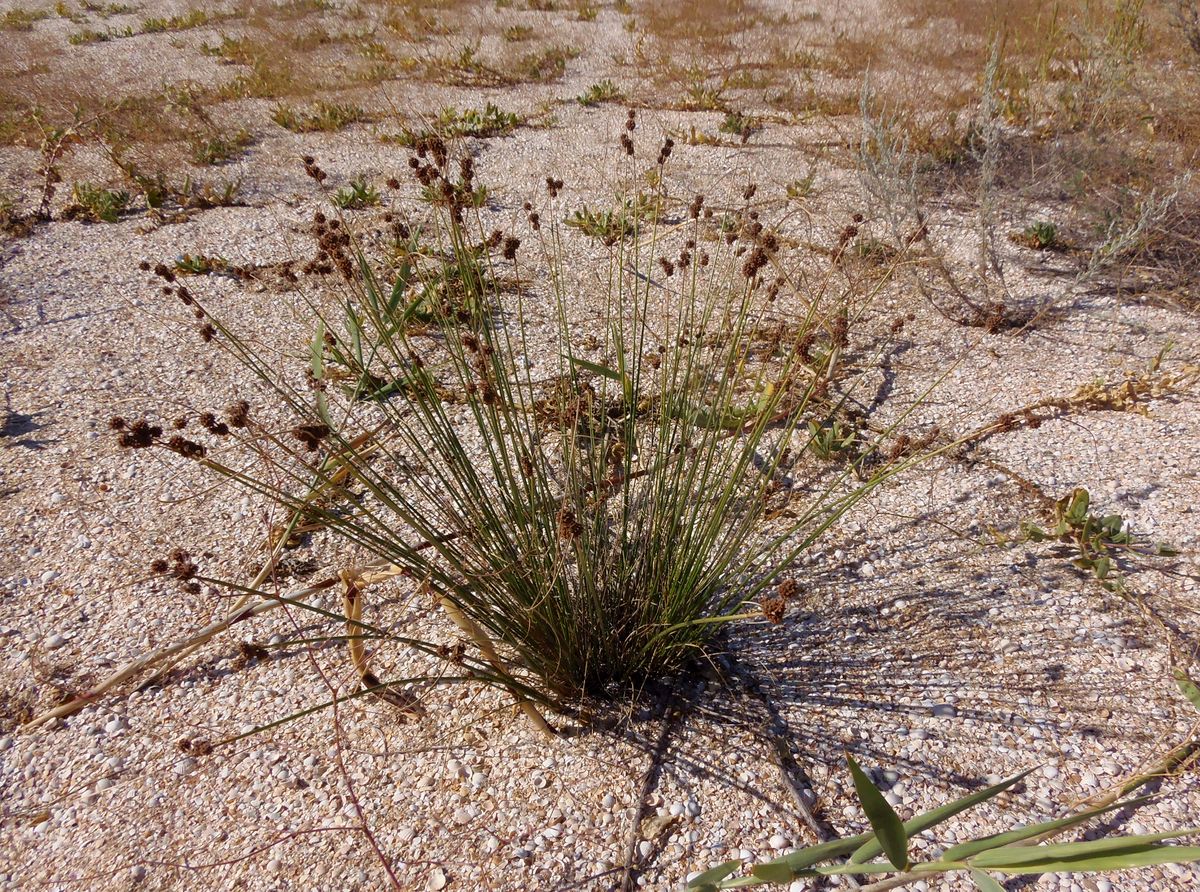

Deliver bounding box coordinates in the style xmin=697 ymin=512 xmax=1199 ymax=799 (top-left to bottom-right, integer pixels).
xmin=769 ymin=834 xmax=789 ymax=850
xmin=40 ymin=570 xmax=60 ymax=584
xmin=44 ymin=634 xmax=66 ymax=650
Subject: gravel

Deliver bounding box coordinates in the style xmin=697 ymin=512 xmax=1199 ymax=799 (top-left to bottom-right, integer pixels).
xmin=3 ymin=1 xmax=1200 ymax=890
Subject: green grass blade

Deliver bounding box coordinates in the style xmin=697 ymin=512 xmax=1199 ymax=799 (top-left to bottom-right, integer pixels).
xmin=980 ymin=844 xmax=1200 ymax=874
xmin=971 ymin=831 xmax=1200 ymax=869
xmin=685 ymin=860 xmax=743 ymax=889
xmin=944 ymin=795 xmax=1156 ymax=861
xmin=847 ymin=756 xmax=908 ymax=869
xmin=749 ymin=834 xmax=875 ymax=883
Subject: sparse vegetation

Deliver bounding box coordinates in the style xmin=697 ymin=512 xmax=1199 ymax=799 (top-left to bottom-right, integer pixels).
xmin=1 ymin=7 xmax=50 ymax=30
xmin=62 ymin=182 xmax=130 ymax=223
xmin=392 ymin=102 xmax=522 ymax=145
xmin=272 ymin=101 xmax=369 ymax=133
xmin=564 ymin=193 xmax=660 ymax=243
xmin=514 ymin=45 xmax=576 ymax=81
xmin=6 ymin=3 xmax=1200 ymax=890
xmin=718 ymin=110 xmax=757 ymax=141
xmin=189 ymin=130 xmax=253 ymax=166
xmin=576 ymin=78 xmax=623 ymax=106
xmin=140 ymin=9 xmax=209 ymax=33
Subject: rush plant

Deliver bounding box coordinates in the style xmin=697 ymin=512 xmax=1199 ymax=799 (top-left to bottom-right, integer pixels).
xmin=127 ymin=137 xmax=933 ymax=715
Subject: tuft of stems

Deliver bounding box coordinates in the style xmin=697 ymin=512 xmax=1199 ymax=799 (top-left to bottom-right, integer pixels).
xmin=147 ymin=148 xmax=927 ymax=711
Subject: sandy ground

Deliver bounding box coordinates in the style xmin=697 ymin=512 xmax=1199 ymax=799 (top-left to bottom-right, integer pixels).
xmin=2 ymin=2 xmax=1200 ymax=890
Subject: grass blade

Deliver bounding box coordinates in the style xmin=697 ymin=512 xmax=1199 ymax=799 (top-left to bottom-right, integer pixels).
xmin=971 ymin=831 xmax=1200 ymax=869
xmin=944 ymin=795 xmax=1155 ymax=861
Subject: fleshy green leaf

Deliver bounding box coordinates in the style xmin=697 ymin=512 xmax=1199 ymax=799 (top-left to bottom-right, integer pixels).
xmin=814 ymin=861 xmax=902 ymax=875
xmin=847 ymin=756 xmax=908 ymax=869
xmin=1175 ymin=669 xmax=1200 ymax=713
xmin=567 ymin=354 xmax=624 ymax=382
xmin=943 ymin=795 xmax=1155 ymax=861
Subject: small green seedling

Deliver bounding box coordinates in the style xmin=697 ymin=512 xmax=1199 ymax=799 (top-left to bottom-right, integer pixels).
xmin=333 ymin=175 xmax=381 ymax=210
xmin=577 ymin=79 xmax=624 ymax=107
xmin=565 ymin=194 xmax=660 ymax=243
xmin=1021 ymin=487 xmax=1177 ymax=593
xmin=806 ymin=419 xmax=857 ymax=461
xmin=174 ymin=253 xmax=232 ymax=275
xmin=1013 ymin=220 xmax=1062 ymax=250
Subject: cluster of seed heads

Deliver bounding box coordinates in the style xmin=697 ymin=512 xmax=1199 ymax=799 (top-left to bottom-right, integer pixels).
xmin=832 ymin=212 xmax=867 ymax=264
xmin=656 ymin=137 xmax=674 ymax=166
xmin=308 ymin=209 xmax=354 ymax=280
xmin=302 ymin=155 xmax=328 ymax=184
xmin=620 ymin=108 xmax=636 ymax=156
xmin=150 ymin=548 xmax=201 ymax=595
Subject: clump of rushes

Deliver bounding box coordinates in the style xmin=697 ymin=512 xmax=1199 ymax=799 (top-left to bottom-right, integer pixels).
xmin=136 ymin=141 xmax=936 ymax=713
